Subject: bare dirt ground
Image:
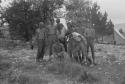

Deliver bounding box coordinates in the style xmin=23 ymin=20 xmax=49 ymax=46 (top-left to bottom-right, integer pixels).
xmin=0 ymin=44 xmax=125 ymax=84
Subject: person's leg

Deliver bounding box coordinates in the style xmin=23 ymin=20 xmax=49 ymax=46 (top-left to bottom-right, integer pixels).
xmin=80 ymin=42 xmax=86 ymax=63
xmin=63 ymin=38 xmax=67 ymax=52
xmin=86 ymin=40 xmax=94 ymax=65
xmin=87 ymin=41 xmax=89 ymax=56
xmin=49 ymin=37 xmax=53 ymax=56
xmin=59 ymin=38 xmax=67 ymax=52
xmin=40 ymin=39 xmax=46 ymax=60
xmin=50 ymin=35 xmax=57 ymax=56
xmin=36 ymin=40 xmax=42 ymax=62
xmin=90 ymin=42 xmax=96 ymax=64
xmin=36 ymin=48 xmax=41 ymax=62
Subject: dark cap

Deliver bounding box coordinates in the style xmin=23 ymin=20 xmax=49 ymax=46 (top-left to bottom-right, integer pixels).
xmin=56 ymin=18 xmax=60 ymax=23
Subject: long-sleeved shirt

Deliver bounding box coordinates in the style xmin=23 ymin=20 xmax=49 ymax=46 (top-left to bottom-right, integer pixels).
xmin=36 ymin=28 xmax=48 ymax=40
xmin=47 ymin=25 xmax=56 ymax=35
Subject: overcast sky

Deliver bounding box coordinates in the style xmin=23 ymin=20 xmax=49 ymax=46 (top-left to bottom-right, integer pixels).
xmin=92 ymin=0 xmax=125 ymax=24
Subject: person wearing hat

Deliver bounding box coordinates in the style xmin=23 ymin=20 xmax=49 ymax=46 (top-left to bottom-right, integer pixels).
xmin=51 ymin=39 xmax=65 ymax=61
xmin=46 ymin=20 xmax=57 ymax=56
xmin=36 ymin=22 xmax=48 ymax=62
xmin=55 ymin=18 xmax=67 ymax=51
xmin=84 ymin=22 xmax=96 ymax=65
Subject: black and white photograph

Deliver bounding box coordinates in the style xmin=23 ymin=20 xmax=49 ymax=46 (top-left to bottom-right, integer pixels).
xmin=0 ymin=0 xmax=125 ymax=84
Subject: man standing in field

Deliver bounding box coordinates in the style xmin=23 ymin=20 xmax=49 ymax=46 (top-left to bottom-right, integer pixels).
xmin=46 ymin=20 xmax=57 ymax=56
xmin=84 ymin=23 xmax=96 ymax=65
xmin=55 ymin=19 xmax=67 ymax=51
xmin=36 ymin=22 xmax=48 ymax=62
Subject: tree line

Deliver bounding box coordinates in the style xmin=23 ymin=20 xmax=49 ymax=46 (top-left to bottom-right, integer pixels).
xmin=0 ymin=0 xmax=114 ymax=41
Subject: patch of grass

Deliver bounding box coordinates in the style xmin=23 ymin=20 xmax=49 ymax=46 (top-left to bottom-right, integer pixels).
xmin=22 ymin=63 xmax=38 ymax=72
xmin=78 ymin=72 xmax=98 ymax=83
xmin=17 ymin=74 xmax=30 ymax=84
xmin=47 ymin=61 xmax=85 ymax=78
xmin=29 ymin=78 xmax=49 ymax=84
xmin=47 ymin=61 xmax=98 ymax=83
xmin=0 ymin=62 xmax=11 ymax=71
xmin=121 ymin=77 xmax=125 ymax=84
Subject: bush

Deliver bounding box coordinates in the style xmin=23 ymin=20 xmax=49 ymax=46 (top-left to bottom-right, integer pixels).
xmin=78 ymin=72 xmax=98 ymax=83
xmin=46 ymin=61 xmax=98 ymax=83
xmin=22 ymin=63 xmax=38 ymax=72
xmin=47 ymin=61 xmax=85 ymax=78
xmin=17 ymin=74 xmax=30 ymax=84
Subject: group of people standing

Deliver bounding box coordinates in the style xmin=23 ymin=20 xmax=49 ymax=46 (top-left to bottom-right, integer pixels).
xmin=35 ymin=19 xmax=66 ymax=62
xmin=33 ymin=18 xmax=96 ymax=65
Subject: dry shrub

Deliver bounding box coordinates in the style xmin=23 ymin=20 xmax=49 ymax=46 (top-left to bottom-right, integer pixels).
xmin=121 ymin=77 xmax=125 ymax=84
xmin=106 ymin=53 xmax=117 ymax=63
xmin=47 ymin=60 xmax=98 ymax=83
xmin=8 ymin=68 xmax=22 ymax=83
xmin=29 ymin=78 xmax=49 ymax=84
xmin=8 ymin=69 xmax=48 ymax=84
xmin=17 ymin=74 xmax=30 ymax=84
xmin=46 ymin=61 xmax=85 ymax=79
xmin=78 ymin=72 xmax=98 ymax=83
xmin=22 ymin=62 xmax=38 ymax=71
xmin=9 ymin=73 xmax=30 ymax=84
xmin=0 ymin=62 xmax=11 ymax=71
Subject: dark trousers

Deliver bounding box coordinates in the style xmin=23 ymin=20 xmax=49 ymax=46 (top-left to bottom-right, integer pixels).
xmin=86 ymin=37 xmax=95 ymax=63
xmin=36 ymin=39 xmax=46 ymax=61
xmin=59 ymin=38 xmax=67 ymax=52
xmin=48 ymin=35 xmax=57 ymax=56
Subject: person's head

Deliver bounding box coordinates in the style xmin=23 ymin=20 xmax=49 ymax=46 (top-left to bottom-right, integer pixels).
xmin=39 ymin=22 xmax=44 ymax=29
xmin=46 ymin=20 xmax=51 ymax=25
xmin=56 ymin=18 xmax=60 ymax=24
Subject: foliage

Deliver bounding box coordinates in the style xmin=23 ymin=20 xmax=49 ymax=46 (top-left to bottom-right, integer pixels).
xmin=66 ymin=0 xmax=90 ymax=34
xmin=66 ymin=1 xmax=114 ymax=37
xmin=2 ymin=0 xmax=64 ymax=41
xmin=106 ymin=19 xmax=114 ymax=35
xmin=1 ymin=0 xmax=114 ymax=41
xmin=90 ymin=3 xmax=114 ymax=38
xmin=2 ymin=0 xmax=41 ymax=41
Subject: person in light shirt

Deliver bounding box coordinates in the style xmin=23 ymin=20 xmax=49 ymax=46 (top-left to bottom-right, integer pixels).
xmin=36 ymin=22 xmax=48 ymax=62
xmin=84 ymin=23 xmax=96 ymax=65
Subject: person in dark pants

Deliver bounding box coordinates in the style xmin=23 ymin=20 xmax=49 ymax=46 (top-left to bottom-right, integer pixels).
xmin=36 ymin=22 xmax=48 ymax=62
xmin=84 ymin=23 xmax=96 ymax=65
xmin=47 ymin=21 xmax=57 ymax=56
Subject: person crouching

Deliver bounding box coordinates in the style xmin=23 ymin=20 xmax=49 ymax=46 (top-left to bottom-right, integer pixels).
xmin=51 ymin=39 xmax=67 ymax=62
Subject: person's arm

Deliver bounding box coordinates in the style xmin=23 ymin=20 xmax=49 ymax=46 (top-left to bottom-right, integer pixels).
xmin=34 ymin=29 xmax=39 ymax=45
xmin=52 ymin=44 xmax=56 ymax=55
xmin=61 ymin=44 xmax=65 ymax=51
xmin=84 ymin=29 xmax=87 ymax=37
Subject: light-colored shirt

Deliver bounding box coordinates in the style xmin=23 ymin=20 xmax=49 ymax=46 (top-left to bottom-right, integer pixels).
xmin=36 ymin=28 xmax=48 ymax=40
xmin=47 ymin=25 xmax=56 ymax=35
